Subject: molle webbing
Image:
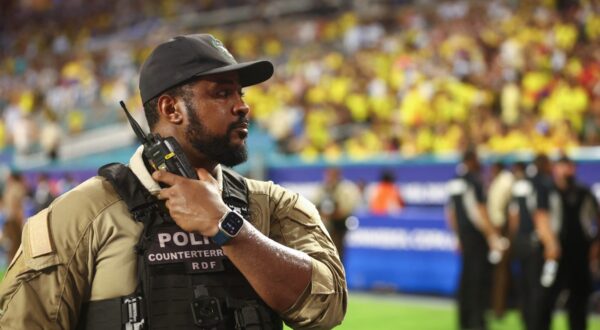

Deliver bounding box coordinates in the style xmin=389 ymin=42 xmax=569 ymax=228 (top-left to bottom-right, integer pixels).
xmin=89 ymin=163 xmax=282 ymax=330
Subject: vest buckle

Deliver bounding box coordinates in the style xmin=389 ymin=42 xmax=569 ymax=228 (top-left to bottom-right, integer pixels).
xmin=122 ymin=296 xmax=145 ymax=330
xmin=234 ymin=304 xmax=266 ymax=330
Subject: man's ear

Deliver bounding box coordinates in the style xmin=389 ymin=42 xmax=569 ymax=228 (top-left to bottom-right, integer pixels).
xmin=157 ymin=94 xmax=184 ymax=124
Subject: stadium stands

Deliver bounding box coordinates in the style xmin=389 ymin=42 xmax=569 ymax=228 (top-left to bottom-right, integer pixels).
xmin=0 ymin=0 xmax=598 ymax=164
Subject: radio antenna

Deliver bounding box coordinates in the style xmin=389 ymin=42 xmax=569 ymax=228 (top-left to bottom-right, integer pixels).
xmin=119 ymin=101 xmax=147 ymax=144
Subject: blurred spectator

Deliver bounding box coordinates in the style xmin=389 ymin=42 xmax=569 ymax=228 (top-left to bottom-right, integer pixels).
xmin=354 ymin=178 xmax=370 ymax=213
xmin=57 ymin=173 xmax=77 ymax=195
xmin=1 ymin=171 xmax=29 ymax=262
xmin=315 ymin=167 xmax=362 ymax=262
xmin=39 ymin=110 xmax=63 ymax=160
xmin=2 ymin=172 xmax=28 ymax=224
xmin=369 ymin=170 xmax=405 ymax=215
xmin=11 ymin=106 xmax=38 ymax=155
xmin=33 ymin=173 xmax=55 ymax=212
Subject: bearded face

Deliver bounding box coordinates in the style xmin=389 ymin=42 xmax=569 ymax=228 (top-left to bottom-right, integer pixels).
xmin=184 ymin=99 xmax=248 ymax=167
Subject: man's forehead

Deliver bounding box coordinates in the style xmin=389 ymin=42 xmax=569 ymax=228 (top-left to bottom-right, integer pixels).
xmin=195 ymin=71 xmax=241 ymax=86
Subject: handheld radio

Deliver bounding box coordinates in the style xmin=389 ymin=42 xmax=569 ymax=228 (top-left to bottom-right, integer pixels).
xmin=120 ymin=101 xmax=199 ymax=180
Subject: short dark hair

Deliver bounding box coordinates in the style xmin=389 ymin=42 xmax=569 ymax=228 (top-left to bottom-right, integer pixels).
xmin=534 ymin=153 xmax=549 ymax=167
xmin=492 ymin=161 xmax=505 ymax=171
xmin=556 ymin=154 xmax=573 ymax=165
xmin=513 ymin=161 xmax=526 ymax=172
xmin=143 ymin=83 xmax=195 ymax=130
xmin=533 ymin=153 xmax=551 ymax=174
xmin=462 ymin=149 xmax=478 ymax=163
xmin=380 ymin=170 xmax=396 ymax=183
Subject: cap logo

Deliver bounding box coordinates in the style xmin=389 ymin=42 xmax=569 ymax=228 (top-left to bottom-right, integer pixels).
xmin=210 ymin=37 xmax=235 ymax=62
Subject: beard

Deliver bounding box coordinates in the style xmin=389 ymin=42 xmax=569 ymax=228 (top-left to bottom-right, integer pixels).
xmin=184 ymin=104 xmax=248 ymax=167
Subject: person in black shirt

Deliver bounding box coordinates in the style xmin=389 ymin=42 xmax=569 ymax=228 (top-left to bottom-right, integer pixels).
xmin=446 ymin=150 xmax=502 ymax=330
xmin=508 ymin=161 xmax=537 ymax=330
xmin=534 ymin=156 xmax=599 ymax=330
xmin=508 ymin=156 xmax=561 ymax=330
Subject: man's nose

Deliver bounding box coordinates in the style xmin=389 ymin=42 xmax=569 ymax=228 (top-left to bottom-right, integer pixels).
xmin=232 ymin=98 xmax=250 ymax=117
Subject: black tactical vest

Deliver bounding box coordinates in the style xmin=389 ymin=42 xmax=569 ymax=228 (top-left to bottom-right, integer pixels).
xmin=77 ymin=163 xmax=282 ymax=330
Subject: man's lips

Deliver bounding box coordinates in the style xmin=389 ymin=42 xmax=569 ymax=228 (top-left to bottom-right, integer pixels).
xmin=235 ymin=122 xmax=249 ymax=130
xmin=230 ymin=121 xmax=249 ymax=138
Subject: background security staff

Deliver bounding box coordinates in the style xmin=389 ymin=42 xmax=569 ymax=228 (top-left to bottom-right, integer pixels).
xmin=508 ymin=161 xmax=542 ymax=330
xmin=315 ymin=167 xmax=361 ymax=263
xmin=534 ymin=156 xmax=599 ymax=330
xmin=487 ymin=161 xmax=514 ymax=318
xmin=446 ymin=150 xmax=501 ymax=330
xmin=522 ymin=153 xmax=561 ymax=330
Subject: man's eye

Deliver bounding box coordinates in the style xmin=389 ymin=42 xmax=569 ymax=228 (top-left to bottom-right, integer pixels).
xmin=216 ymin=90 xmax=230 ymax=97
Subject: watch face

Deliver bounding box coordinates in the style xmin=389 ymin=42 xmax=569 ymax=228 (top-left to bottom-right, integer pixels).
xmin=221 ymin=212 xmax=244 ymax=236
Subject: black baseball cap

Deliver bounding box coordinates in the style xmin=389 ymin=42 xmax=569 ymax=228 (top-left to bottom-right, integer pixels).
xmin=139 ymin=34 xmax=274 ymax=104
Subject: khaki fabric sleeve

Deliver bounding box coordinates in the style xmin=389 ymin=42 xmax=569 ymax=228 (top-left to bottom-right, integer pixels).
xmin=0 ymin=177 xmax=123 ymax=329
xmin=249 ymin=180 xmax=348 ymax=329
xmin=0 ymin=207 xmax=82 ymax=330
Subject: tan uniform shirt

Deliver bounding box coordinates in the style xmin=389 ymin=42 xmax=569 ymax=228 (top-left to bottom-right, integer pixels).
xmin=0 ymin=148 xmax=347 ymax=329
xmin=487 ymin=170 xmax=515 ymax=228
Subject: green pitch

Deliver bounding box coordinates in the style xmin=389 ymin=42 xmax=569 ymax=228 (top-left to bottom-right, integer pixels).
xmin=1 ymin=265 xmax=598 ymax=330
xmin=285 ymin=293 xmax=600 ymax=330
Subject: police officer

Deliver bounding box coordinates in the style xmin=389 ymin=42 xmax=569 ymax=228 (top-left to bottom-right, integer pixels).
xmin=0 ymin=34 xmax=347 ymax=329
xmin=446 ymin=150 xmax=502 ymax=330
xmin=534 ymin=156 xmax=598 ymax=330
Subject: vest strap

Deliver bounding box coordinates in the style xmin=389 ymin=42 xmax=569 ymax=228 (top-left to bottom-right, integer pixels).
xmin=98 ymin=163 xmax=157 ymax=214
xmin=77 ymin=295 xmax=145 ymax=330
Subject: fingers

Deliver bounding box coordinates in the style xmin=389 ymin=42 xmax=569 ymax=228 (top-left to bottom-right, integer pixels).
xmin=154 ymin=168 xmax=216 ymax=185
xmin=156 ymin=188 xmax=170 ymax=200
xmin=152 ymin=170 xmax=182 ymax=186
xmin=154 ymin=168 xmax=219 ymax=202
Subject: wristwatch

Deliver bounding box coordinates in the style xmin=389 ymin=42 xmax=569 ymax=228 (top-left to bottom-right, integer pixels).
xmin=211 ymin=210 xmax=245 ymax=246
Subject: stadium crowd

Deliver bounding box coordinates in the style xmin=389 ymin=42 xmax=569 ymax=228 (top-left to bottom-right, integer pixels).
xmin=0 ymin=0 xmax=599 ymax=161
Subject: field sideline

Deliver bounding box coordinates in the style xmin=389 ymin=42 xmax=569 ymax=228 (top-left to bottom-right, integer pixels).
xmin=286 ymin=292 xmax=600 ymax=330
xmin=0 ymin=267 xmax=597 ymax=329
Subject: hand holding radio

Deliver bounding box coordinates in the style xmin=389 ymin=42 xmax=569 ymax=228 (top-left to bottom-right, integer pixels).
xmin=153 ymin=169 xmax=229 ymax=237
xmin=120 ymin=101 xmax=198 ymax=180
xmin=121 ymin=100 xmax=232 ymax=236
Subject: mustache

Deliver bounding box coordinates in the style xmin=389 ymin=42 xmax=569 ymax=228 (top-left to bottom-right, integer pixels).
xmin=228 ymin=117 xmax=249 ymax=131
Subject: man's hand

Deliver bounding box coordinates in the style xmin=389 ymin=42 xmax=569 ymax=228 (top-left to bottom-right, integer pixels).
xmin=153 ymin=169 xmax=230 ymax=237
xmin=544 ymin=241 xmax=561 ymax=261
xmin=533 ymin=210 xmax=561 ymax=261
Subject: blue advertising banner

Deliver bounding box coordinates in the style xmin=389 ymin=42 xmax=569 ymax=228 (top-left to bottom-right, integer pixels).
xmin=344 ymin=207 xmax=460 ymax=295
xmin=268 ymin=161 xmax=600 ymax=206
